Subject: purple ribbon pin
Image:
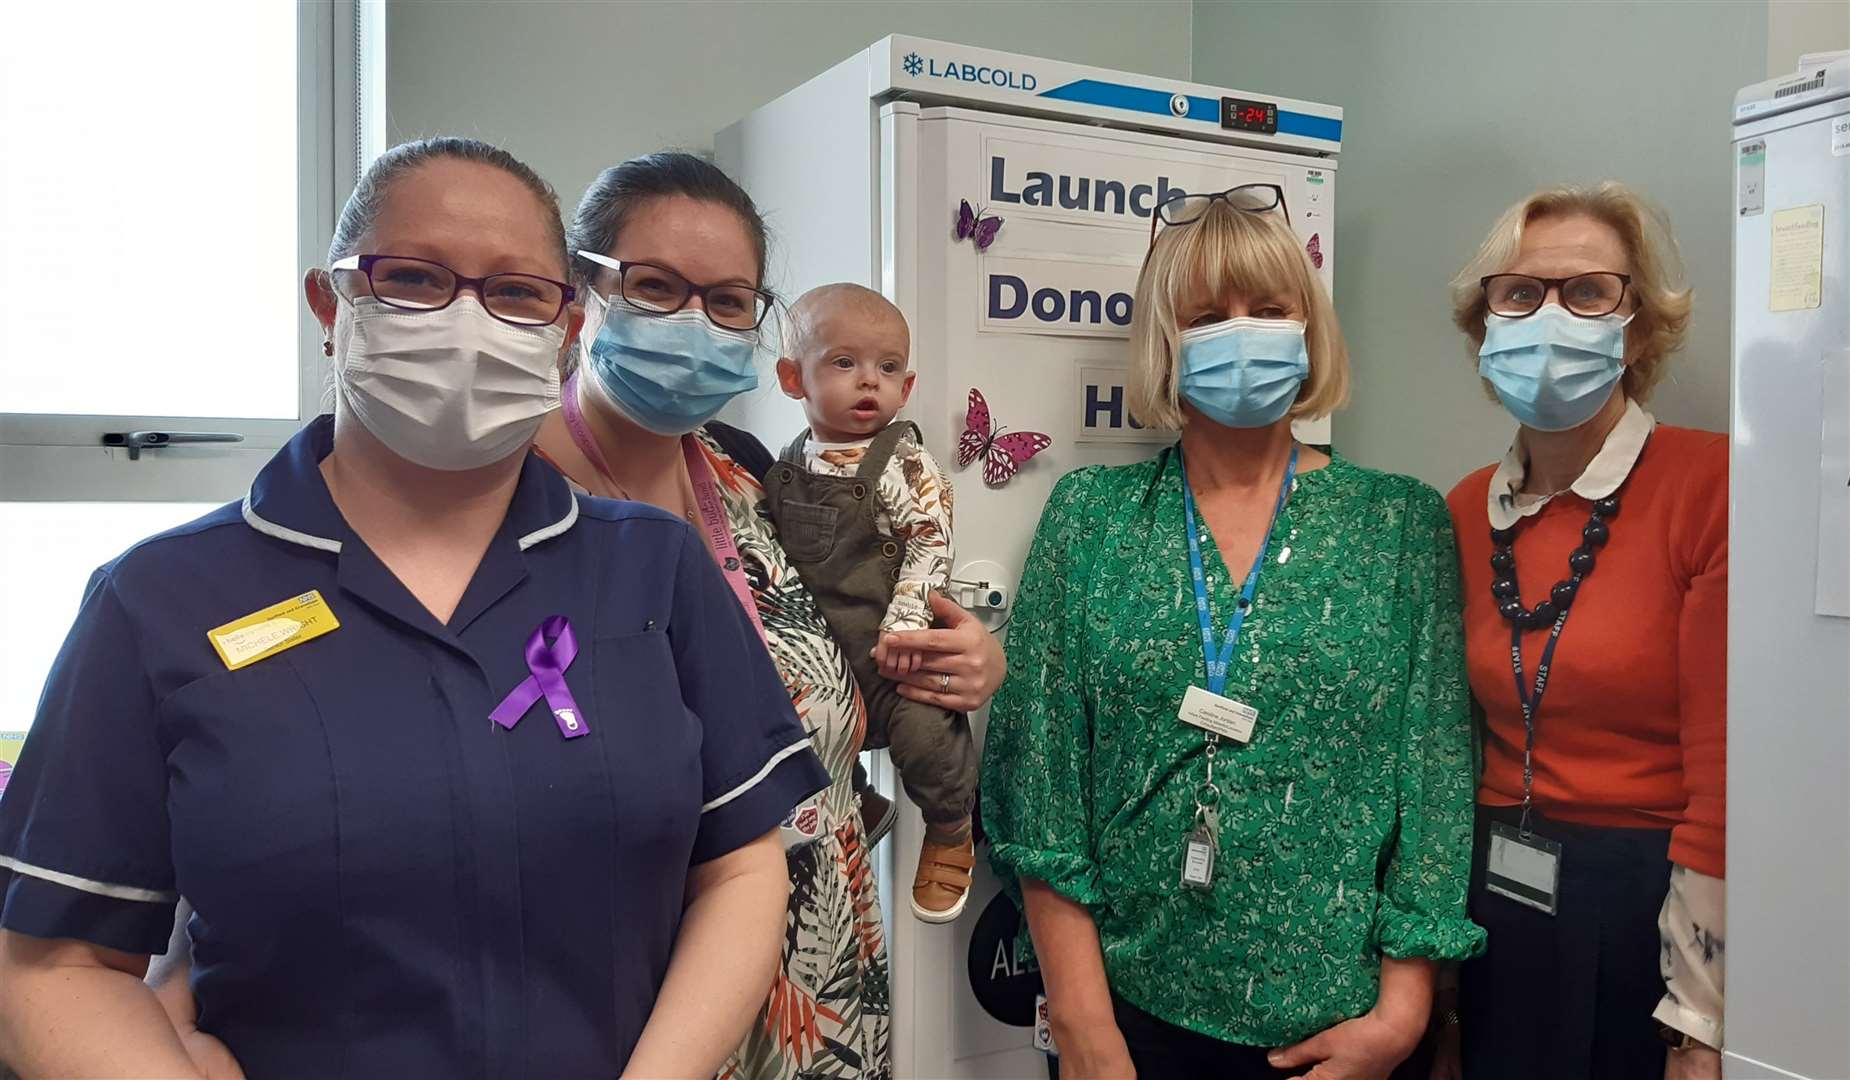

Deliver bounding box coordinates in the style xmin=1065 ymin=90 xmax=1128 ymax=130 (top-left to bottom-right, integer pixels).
xmin=489 ymin=616 xmax=587 ymax=739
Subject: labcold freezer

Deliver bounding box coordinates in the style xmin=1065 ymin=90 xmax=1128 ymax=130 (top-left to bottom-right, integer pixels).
xmin=1725 ymin=52 xmax=1850 ymax=1080
xmin=717 ymin=36 xmax=1344 ymax=1079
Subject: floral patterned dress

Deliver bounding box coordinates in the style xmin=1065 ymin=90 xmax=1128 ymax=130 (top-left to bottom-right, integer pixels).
xmin=703 ymin=433 xmax=892 ymax=1080
xmin=983 ymin=448 xmax=1485 ymax=1047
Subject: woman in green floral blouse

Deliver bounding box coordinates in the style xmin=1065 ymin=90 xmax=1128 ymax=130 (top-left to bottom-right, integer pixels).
xmin=983 ymin=192 xmax=1484 ymax=1080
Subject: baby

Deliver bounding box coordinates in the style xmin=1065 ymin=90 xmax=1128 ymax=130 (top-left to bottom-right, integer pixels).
xmin=763 ymin=283 xmax=977 ymax=924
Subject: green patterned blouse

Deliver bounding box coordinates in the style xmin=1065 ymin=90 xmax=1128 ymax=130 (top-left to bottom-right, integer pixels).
xmin=983 ymin=447 xmax=1485 ymax=1047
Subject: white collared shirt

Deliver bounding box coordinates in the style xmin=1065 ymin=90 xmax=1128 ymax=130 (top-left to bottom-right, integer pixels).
xmin=1485 ymin=397 xmax=1656 ymax=531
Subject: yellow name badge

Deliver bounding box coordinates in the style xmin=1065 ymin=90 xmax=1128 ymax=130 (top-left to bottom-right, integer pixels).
xmin=207 ymin=590 xmax=341 ymax=671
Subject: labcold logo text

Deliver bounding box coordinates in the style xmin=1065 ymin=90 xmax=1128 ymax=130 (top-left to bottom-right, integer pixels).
xmin=990 ymin=156 xmax=1187 ymax=219
xmin=903 ymin=50 xmax=1038 ymax=91
xmin=988 ymin=273 xmax=1133 ymax=329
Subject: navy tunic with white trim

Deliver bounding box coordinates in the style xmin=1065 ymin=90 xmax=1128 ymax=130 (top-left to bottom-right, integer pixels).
xmin=0 ymin=416 xmax=827 ymax=1077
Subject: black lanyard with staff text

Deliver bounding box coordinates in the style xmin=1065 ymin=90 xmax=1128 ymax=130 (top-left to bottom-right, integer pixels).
xmin=1487 ymin=608 xmax=1574 ymax=916
xmin=1491 ymin=475 xmax=1631 ymax=838
xmin=1509 ymin=608 xmax=1571 ymax=838
xmin=1485 ymin=470 xmax=1631 ymax=913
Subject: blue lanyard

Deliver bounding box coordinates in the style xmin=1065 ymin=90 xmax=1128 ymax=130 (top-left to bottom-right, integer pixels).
xmin=1180 ymin=445 xmax=1299 ymax=696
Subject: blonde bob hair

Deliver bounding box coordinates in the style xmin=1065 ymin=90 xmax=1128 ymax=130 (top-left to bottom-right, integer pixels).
xmin=1127 ymin=202 xmax=1349 ymax=431
xmin=1451 ymin=182 xmax=1692 ymax=403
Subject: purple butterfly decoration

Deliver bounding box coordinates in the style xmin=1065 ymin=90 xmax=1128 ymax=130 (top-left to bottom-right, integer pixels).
xmin=1306 ymin=233 xmax=1324 ymax=270
xmin=958 ymin=387 xmax=1050 ymax=487
xmin=955 ymin=199 xmax=1004 ymax=252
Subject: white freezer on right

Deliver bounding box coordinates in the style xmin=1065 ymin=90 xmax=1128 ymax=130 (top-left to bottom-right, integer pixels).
xmin=1726 ymin=52 xmax=1850 ymax=1080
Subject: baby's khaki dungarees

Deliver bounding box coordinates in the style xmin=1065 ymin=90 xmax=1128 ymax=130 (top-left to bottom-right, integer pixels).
xmin=762 ymin=421 xmax=976 ymax=828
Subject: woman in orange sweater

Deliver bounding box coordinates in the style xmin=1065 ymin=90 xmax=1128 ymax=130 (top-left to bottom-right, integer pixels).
xmin=1435 ymin=184 xmax=1726 ymax=1080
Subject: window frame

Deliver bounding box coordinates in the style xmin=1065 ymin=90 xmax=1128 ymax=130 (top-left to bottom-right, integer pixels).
xmin=0 ymin=0 xmax=369 ymax=504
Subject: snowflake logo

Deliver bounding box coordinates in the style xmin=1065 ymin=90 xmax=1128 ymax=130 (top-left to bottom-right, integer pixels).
xmin=903 ymin=51 xmax=924 ymax=77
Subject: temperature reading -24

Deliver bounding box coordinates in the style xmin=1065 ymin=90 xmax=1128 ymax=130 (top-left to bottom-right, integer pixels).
xmin=1220 ymin=97 xmax=1278 ymax=135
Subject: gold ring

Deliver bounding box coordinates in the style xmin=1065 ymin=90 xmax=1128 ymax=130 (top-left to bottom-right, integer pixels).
xmin=939 ymin=672 xmax=951 ymax=693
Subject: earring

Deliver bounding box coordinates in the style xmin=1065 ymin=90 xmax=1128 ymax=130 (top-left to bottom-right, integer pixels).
xmin=322 ymin=339 xmax=334 ymax=357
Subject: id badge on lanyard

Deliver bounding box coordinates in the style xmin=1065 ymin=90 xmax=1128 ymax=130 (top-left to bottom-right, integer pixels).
xmin=1486 ymin=821 xmax=1562 ymax=915
xmin=1175 ymin=446 xmax=1296 ymax=890
xmin=1485 ymin=611 xmax=1571 ymax=915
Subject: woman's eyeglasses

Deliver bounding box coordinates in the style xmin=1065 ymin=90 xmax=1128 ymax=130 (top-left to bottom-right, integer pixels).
xmin=330 ymin=255 xmax=575 ymax=327
xmin=1480 ymin=273 xmax=1632 ymax=319
xmin=577 ymin=251 xmax=773 ymax=331
xmin=1148 ymin=184 xmax=1290 ymax=246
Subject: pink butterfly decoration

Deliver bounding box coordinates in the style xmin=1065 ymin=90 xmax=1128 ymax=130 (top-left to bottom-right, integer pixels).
xmin=957 ymin=387 xmax=1051 ymax=488
xmin=955 ymin=199 xmax=1004 ymax=253
xmin=1306 ymin=233 xmax=1324 ymax=270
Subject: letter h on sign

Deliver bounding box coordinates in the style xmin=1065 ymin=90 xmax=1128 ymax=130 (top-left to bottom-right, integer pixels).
xmin=1084 ymin=383 xmax=1143 ymax=431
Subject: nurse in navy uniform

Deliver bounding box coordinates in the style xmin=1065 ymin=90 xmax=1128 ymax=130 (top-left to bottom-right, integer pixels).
xmin=0 ymin=136 xmax=827 ymax=1079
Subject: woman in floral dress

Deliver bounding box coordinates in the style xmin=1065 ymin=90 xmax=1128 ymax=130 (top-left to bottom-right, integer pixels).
xmin=534 ymin=152 xmax=1005 ymax=1080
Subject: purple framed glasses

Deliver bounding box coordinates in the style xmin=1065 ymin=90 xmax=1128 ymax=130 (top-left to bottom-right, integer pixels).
xmin=330 ymin=254 xmax=576 ymax=327
xmin=576 ymin=251 xmax=773 ymax=331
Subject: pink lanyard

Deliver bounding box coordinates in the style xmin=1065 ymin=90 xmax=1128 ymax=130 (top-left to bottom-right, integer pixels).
xmin=681 ymin=436 xmax=768 ymax=643
xmin=561 ymin=373 xmax=767 ymax=643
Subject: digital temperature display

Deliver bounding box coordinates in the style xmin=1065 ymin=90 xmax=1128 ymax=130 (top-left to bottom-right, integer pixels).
xmin=1220 ymin=98 xmax=1278 ymax=135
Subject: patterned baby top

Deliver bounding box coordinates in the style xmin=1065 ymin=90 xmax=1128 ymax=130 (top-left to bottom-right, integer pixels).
xmin=982 ymin=446 xmax=1485 ymax=1046
xmin=804 ymin=426 xmax=955 ymax=634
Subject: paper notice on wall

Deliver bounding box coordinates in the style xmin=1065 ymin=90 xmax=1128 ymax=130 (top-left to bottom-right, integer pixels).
xmin=1770 ymin=205 xmax=1825 ymax=311
xmin=1818 ymin=349 xmax=1850 ymax=618
xmin=1832 ymin=115 xmax=1850 ymax=157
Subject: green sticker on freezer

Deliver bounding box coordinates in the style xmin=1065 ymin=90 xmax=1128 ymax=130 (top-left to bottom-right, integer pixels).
xmin=1739 ymin=139 xmax=1765 ymax=217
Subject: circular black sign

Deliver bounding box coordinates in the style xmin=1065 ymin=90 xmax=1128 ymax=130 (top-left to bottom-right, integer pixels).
xmin=966 ymin=890 xmax=1044 ymax=1026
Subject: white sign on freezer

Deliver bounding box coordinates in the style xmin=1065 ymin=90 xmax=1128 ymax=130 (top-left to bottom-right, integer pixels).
xmin=980 ymin=253 xmax=1140 ymax=339
xmin=1075 ymin=365 xmax=1175 ymax=444
xmin=982 ymin=134 xmax=1291 ymax=229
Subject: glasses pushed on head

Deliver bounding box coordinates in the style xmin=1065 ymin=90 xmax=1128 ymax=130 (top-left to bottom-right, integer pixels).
xmin=1480 ymin=272 xmax=1632 ymax=319
xmin=331 ymin=254 xmax=575 ymax=327
xmin=1149 ymin=184 xmax=1289 ymax=247
xmin=578 ymin=251 xmax=772 ymax=331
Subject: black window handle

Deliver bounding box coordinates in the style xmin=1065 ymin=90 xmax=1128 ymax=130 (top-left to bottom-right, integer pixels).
xmin=101 ymin=430 xmax=246 ymax=461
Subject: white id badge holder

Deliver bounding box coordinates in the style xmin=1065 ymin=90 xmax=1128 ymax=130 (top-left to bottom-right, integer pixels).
xmin=1485 ymin=821 xmax=1562 ymax=915
xmin=1180 ymin=822 xmax=1216 ymax=889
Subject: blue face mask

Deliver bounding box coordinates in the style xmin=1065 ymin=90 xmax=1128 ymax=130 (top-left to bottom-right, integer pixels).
xmin=1479 ymin=304 xmax=1631 ymax=432
xmin=583 ymin=293 xmax=760 ymax=435
xmin=1177 ymin=317 xmax=1311 ymax=429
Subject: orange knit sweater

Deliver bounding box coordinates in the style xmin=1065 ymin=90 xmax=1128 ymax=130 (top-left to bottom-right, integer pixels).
xmin=1448 ymin=424 xmax=1727 ymax=878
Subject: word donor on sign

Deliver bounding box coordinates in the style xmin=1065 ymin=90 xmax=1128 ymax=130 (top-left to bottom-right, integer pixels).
xmin=981 ymin=256 xmax=1138 ymax=339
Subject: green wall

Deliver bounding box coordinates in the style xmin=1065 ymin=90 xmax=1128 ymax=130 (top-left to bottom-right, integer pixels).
xmin=1194 ymin=0 xmax=1768 ymax=488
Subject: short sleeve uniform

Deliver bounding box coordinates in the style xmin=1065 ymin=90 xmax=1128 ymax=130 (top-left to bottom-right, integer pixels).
xmin=0 ymin=416 xmax=827 ymax=1078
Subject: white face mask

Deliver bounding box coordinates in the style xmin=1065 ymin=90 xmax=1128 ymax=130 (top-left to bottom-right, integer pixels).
xmin=333 ymin=295 xmax=565 ymax=470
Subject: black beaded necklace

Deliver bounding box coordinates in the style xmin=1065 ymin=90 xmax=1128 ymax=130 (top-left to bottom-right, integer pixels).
xmin=1489 ymin=495 xmax=1620 ymax=630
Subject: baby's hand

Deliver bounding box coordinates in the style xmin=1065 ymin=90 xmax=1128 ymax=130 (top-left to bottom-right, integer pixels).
xmin=873 ymin=636 xmax=924 ymax=676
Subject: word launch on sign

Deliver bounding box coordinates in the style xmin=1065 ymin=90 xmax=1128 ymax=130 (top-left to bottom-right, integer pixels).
xmin=989 ymin=155 xmax=1188 ymax=219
